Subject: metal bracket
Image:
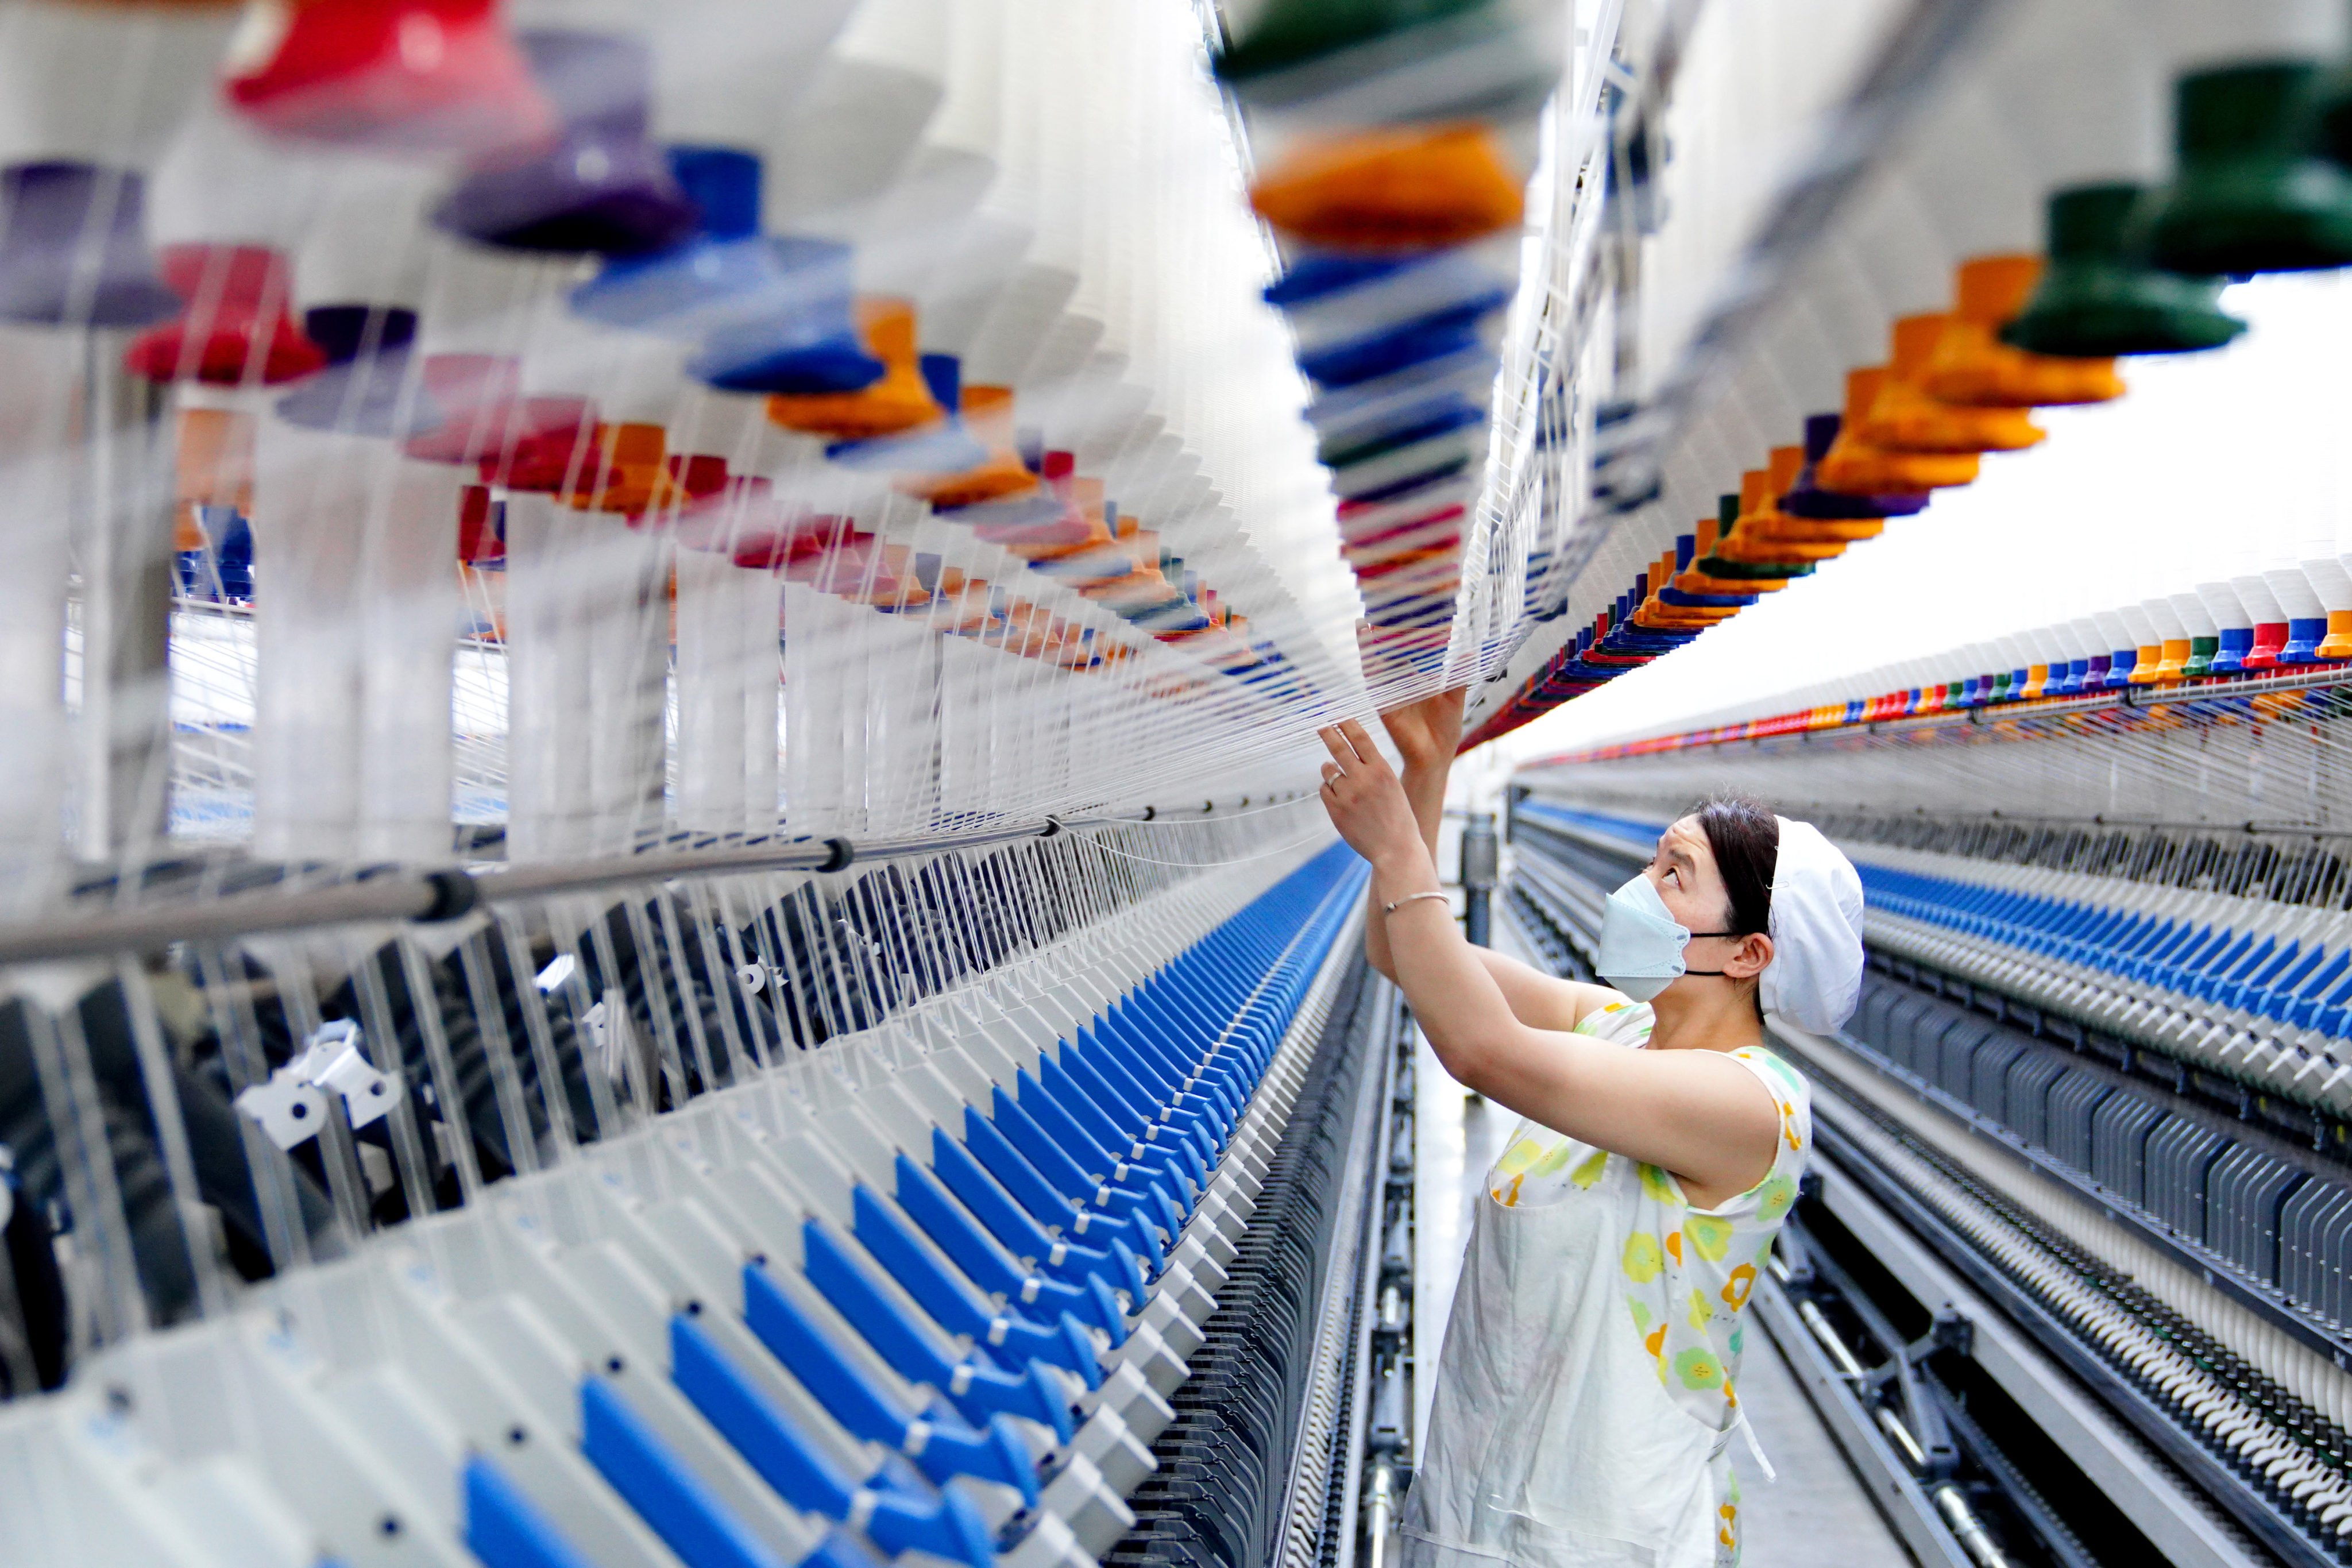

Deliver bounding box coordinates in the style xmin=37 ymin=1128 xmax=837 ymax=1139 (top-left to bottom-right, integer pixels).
xmin=1918 ymin=1308 xmax=1974 ymax=1364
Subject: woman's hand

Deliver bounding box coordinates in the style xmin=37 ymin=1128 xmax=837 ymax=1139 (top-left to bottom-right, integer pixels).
xmin=1318 ymin=720 xmax=1432 ymax=874
xmin=1378 ymin=687 xmax=1467 ymax=777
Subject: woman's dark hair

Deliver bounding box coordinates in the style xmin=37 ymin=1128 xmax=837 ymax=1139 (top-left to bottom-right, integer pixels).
xmin=1689 ymin=795 xmax=1779 ymax=936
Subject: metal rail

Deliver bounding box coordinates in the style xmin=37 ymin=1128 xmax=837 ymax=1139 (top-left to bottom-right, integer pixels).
xmin=1813 ymin=1110 xmax=2331 ymax=1568
xmin=1275 ymin=974 xmax=1395 ymax=1568
xmin=0 ymin=794 xmax=1314 ymax=966
xmin=1749 ymin=1275 xmax=1977 ymax=1568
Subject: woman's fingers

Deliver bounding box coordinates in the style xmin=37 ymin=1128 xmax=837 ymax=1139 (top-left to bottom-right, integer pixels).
xmin=1319 ymin=716 xmax=1414 ymax=788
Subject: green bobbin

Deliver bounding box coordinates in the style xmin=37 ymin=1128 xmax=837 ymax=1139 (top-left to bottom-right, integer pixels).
xmin=2146 ymin=63 xmax=2352 ymax=276
xmin=2003 ymin=184 xmax=2246 ymax=356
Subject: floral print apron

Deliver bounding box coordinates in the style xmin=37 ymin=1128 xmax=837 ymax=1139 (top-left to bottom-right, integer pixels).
xmin=1399 ymin=1001 xmax=1812 ymax=1568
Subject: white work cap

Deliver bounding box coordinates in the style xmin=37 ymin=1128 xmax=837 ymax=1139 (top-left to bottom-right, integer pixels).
xmin=1759 ymin=817 xmax=1866 ymax=1034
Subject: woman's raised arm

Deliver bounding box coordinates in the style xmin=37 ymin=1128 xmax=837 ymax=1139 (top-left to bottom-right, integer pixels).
xmin=1362 ymin=690 xmax=1619 ymax=1032
xmin=1319 ymin=719 xmax=1778 ymax=1201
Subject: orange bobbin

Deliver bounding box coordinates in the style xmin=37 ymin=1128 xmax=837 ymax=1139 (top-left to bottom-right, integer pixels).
xmin=1922 ymin=256 xmax=2125 ymax=408
xmin=562 ymin=422 xmax=673 ymax=517
xmin=1674 ymin=516 xmax=1798 ymax=596
xmin=1248 ymin=123 xmax=1525 ymax=250
xmin=1861 ymin=314 xmax=2045 ymax=454
xmin=1751 ymin=447 xmax=1882 ymax=543
xmin=1814 ymin=368 xmax=1982 ymax=495
xmin=1713 ymin=469 xmax=1844 ymax=563
xmin=899 ymin=384 xmax=1038 ymax=507
xmin=176 ymin=405 xmax=255 ymax=522
xmin=768 ymin=298 xmax=943 ymax=439
xmin=1635 ymin=542 xmax=1739 ymax=629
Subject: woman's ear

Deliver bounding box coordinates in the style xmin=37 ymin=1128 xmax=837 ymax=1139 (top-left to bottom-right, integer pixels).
xmin=1723 ymin=931 xmax=1773 ymax=982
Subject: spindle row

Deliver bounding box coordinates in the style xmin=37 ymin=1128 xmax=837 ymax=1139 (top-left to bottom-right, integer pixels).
xmin=1466 ymin=0 xmax=2352 ymax=755
xmin=0 ymin=828 xmax=1369 ymax=1568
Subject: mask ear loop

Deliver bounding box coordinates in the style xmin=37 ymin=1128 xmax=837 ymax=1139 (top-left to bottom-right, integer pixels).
xmin=1679 ymin=929 xmax=1740 ymax=978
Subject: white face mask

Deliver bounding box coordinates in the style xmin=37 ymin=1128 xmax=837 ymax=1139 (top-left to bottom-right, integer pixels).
xmin=1596 ymin=872 xmax=1733 ymax=1002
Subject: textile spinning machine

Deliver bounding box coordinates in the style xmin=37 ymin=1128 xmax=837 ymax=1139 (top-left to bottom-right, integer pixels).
xmin=1498 ymin=3 xmax=2352 ymax=1567
xmin=0 ymin=0 xmax=1546 ymax=1562
xmin=16 ymin=0 xmax=2352 ymax=1564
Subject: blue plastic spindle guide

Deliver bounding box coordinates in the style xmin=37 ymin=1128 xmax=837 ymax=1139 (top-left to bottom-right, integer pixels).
xmin=464 ymin=1454 xmax=599 ymax=1568
xmin=671 ymin=1313 xmax=857 ymax=1520
xmin=580 ymin=1377 xmax=786 ymax=1568
xmin=502 ymin=842 xmax=1371 ymax=1568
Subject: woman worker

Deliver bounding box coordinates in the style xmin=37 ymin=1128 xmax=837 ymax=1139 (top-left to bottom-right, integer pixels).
xmin=1314 ymin=692 xmax=1866 ymax=1568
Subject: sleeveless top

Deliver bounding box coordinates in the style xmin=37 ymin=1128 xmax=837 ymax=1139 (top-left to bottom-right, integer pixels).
xmin=1399 ymin=1001 xmax=1813 ymax=1568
